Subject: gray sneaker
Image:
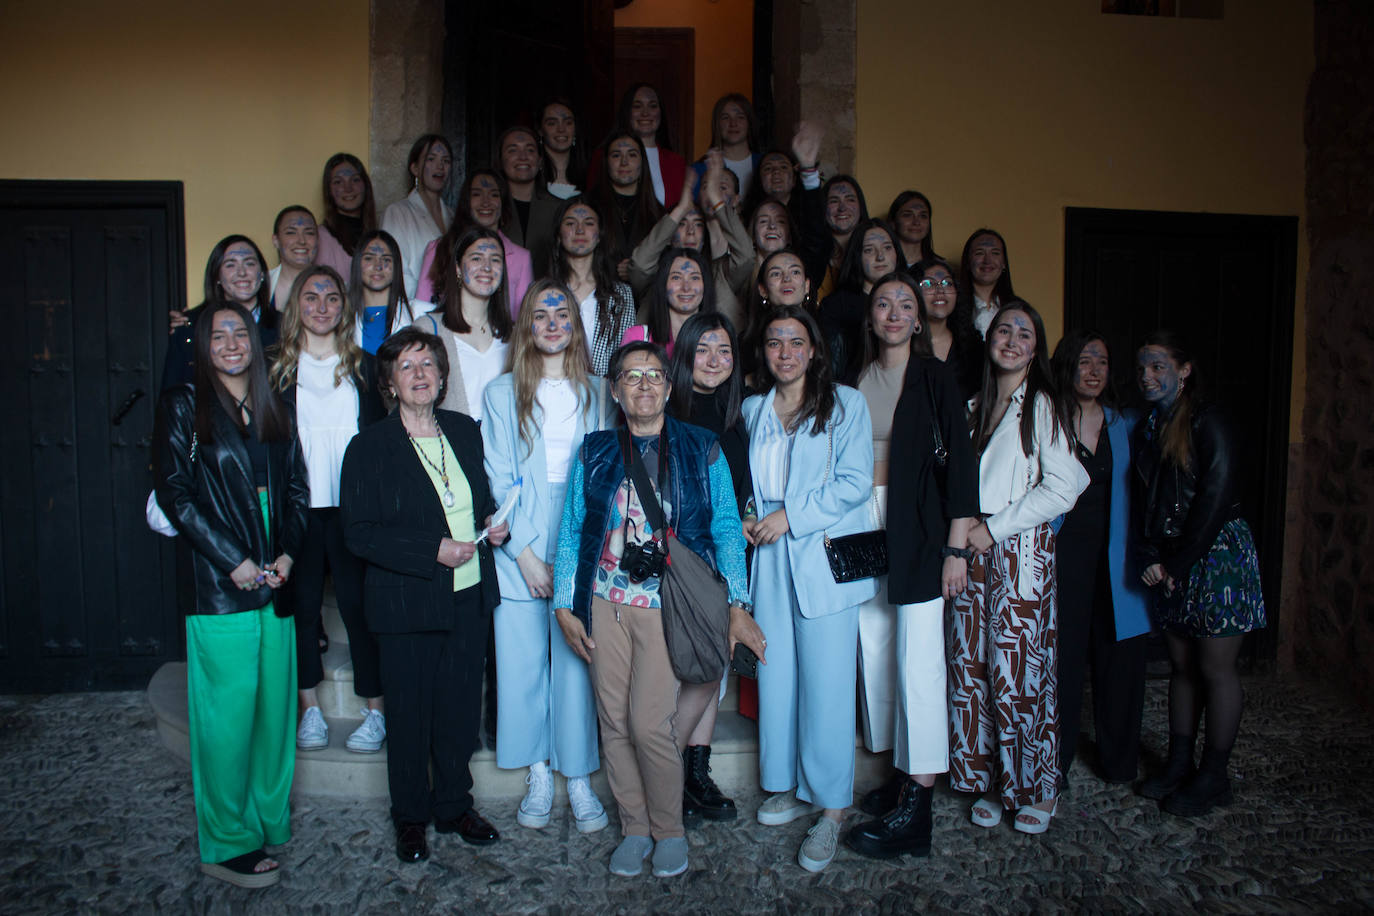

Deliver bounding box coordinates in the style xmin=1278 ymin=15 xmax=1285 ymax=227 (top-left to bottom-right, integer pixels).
xmin=798 ymin=815 xmax=841 ymax=873
xmin=651 ymin=836 xmax=688 ymax=877
xmin=609 ymin=835 xmax=654 ymax=877
xmin=296 ymin=706 xmax=328 ymax=750
xmin=345 ymin=708 xmax=386 ymax=753
xmin=757 ymin=791 xmax=820 ymax=826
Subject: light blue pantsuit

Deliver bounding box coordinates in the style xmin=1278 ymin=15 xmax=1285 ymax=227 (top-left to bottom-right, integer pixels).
xmin=754 ymin=499 xmax=861 ymax=809
xmin=484 ymin=376 xmax=612 ymax=777
xmin=742 ymin=387 xmax=877 ymax=811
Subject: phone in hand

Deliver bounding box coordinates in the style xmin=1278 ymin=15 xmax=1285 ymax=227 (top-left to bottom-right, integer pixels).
xmin=730 ymin=643 xmax=759 ymax=679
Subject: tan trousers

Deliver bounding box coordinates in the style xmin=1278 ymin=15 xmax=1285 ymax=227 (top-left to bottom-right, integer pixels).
xmin=589 ymin=596 xmax=684 ymax=839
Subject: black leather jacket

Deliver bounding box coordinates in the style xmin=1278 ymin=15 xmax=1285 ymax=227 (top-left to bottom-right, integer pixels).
xmin=154 ymin=386 xmax=310 ymax=615
xmin=1133 ymin=402 xmax=1241 ymax=581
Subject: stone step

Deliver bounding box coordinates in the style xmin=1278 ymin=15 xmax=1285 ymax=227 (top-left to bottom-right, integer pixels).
xmin=148 ymin=662 xmax=888 ymax=802
xmin=313 ymin=595 xmax=739 ymax=721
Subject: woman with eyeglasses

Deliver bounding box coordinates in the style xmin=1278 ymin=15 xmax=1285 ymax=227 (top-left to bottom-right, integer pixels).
xmin=916 ymin=259 xmax=984 ymax=397
xmin=744 ymin=306 xmax=875 ymax=873
xmin=552 ymin=340 xmax=750 ymax=878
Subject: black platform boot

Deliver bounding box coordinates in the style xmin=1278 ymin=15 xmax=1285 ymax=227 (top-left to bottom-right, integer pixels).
xmin=1138 ymin=734 xmax=1196 ymax=801
xmin=858 ymin=770 xmax=906 ymax=817
xmin=845 ymin=779 xmax=933 ymax=859
xmin=1163 ymin=746 xmax=1234 ymax=817
xmin=683 ymin=745 xmax=737 ymax=821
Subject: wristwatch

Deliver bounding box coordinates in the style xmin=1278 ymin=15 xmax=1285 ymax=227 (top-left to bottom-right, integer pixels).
xmin=730 ymin=600 xmax=754 ymax=615
xmin=941 ymin=546 xmax=975 ymax=561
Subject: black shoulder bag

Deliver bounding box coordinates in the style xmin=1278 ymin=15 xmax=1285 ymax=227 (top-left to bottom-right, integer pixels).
xmin=618 ymin=428 xmax=731 ymax=684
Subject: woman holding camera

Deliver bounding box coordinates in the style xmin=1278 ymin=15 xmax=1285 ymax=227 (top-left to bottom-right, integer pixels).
xmin=552 ymin=341 xmax=752 ymax=879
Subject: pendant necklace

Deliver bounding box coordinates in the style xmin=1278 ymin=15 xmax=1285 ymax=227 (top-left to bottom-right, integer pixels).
xmin=408 ymin=427 xmax=456 ymax=507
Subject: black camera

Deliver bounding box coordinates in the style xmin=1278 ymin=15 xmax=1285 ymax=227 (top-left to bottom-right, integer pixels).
xmin=619 ymin=539 xmax=667 ymax=583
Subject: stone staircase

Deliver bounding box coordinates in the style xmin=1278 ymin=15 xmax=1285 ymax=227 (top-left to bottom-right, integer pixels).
xmin=148 ymin=588 xmax=888 ymax=800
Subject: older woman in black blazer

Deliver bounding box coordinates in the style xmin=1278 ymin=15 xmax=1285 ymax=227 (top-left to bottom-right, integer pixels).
xmin=340 ymin=326 xmax=509 ymax=864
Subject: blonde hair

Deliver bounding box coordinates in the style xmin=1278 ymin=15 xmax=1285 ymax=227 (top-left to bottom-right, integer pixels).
xmin=509 ymin=278 xmax=594 ymax=453
xmin=270 ymin=265 xmax=367 ymax=392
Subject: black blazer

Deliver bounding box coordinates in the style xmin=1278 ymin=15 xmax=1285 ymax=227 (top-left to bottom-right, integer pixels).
xmin=885 ymin=357 xmax=980 ymax=605
xmin=276 ymin=352 xmax=387 ymax=430
xmin=154 ymin=385 xmax=310 ymax=616
xmin=339 ymin=409 xmax=500 ymax=634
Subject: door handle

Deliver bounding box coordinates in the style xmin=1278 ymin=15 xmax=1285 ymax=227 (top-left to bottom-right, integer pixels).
xmin=112 ymin=388 xmax=146 ymax=426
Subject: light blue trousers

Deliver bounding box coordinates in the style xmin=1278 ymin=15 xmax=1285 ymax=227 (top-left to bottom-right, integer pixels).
xmin=753 ymin=504 xmax=860 ymax=810
xmin=493 ymin=481 xmax=599 ymax=776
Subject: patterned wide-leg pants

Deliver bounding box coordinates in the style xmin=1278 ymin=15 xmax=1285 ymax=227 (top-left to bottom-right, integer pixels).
xmin=947 ymin=523 xmax=1059 ymax=810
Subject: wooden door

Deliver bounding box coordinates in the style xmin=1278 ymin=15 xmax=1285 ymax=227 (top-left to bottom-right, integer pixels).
xmin=613 ymin=27 xmax=695 ymax=158
xmin=0 ymin=180 xmax=185 ymax=691
xmin=1064 ymin=208 xmax=1297 ymax=662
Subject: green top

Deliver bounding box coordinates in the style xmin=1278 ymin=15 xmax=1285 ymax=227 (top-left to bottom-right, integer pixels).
xmin=410 ymin=434 xmax=480 ymax=591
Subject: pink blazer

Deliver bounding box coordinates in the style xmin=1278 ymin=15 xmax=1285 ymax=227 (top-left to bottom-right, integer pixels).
xmin=415 ymin=230 xmax=533 ymax=316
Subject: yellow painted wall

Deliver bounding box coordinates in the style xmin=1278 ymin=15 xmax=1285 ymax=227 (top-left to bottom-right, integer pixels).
xmin=856 ymin=0 xmax=1311 ymax=441
xmin=615 ymin=0 xmax=754 ymax=160
xmin=0 ymin=0 xmax=371 ymax=307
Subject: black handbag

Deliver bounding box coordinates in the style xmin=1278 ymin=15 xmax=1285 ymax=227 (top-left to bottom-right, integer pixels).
xmin=619 ymin=429 xmax=731 ymax=684
xmin=819 ymin=417 xmax=888 ymax=583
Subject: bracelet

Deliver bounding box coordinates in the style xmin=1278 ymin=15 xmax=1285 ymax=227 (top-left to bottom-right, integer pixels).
xmin=708 ymin=199 xmax=727 ymax=216
xmin=941 ymin=546 xmax=975 ymax=561
xmin=731 ymin=600 xmax=754 ymax=615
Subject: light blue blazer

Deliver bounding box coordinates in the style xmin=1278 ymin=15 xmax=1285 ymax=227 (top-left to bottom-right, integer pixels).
xmin=482 ymin=374 xmax=614 ymax=600
xmin=1104 ymin=406 xmax=1151 ymax=640
xmin=742 ymin=385 xmax=878 ymax=618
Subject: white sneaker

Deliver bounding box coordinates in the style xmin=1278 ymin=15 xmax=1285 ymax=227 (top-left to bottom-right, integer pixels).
xmin=567 ymin=775 xmax=609 ymax=833
xmin=798 ymin=815 xmax=841 ymax=873
xmin=517 ymin=761 xmax=554 ymax=828
xmin=345 ymin=708 xmax=386 ymax=753
xmin=296 ymin=706 xmax=328 ymax=750
xmin=756 ymin=791 xmax=820 ymax=826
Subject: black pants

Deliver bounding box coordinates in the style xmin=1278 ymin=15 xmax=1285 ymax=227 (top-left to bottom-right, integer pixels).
xmin=375 ymin=586 xmax=488 ymax=826
xmin=1056 ymin=537 xmax=1146 ymax=783
xmin=293 ymin=507 xmax=381 ymax=697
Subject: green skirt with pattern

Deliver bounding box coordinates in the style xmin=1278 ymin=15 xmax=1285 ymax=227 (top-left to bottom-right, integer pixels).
xmin=1157 ymin=518 xmax=1267 ymax=638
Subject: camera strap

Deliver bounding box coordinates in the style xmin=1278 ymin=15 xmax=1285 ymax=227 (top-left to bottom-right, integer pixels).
xmin=617 ymin=426 xmax=672 ymax=546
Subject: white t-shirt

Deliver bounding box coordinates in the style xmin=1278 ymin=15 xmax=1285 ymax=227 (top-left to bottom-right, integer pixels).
xmin=453 ymin=337 xmax=509 ymax=422
xmin=539 ymin=377 xmax=581 ymax=484
xmin=295 ymin=352 xmax=360 ymax=508
xmin=725 ymin=154 xmax=754 ymax=200
xmin=645 ymin=146 xmax=666 ymax=205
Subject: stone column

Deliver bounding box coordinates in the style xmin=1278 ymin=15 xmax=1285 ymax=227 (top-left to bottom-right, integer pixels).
xmin=370 ymin=0 xmax=446 ymax=211
xmin=773 ymin=0 xmax=855 ymax=176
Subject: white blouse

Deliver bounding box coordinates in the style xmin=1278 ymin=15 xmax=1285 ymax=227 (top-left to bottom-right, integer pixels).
xmin=453 ymin=337 xmax=509 ymax=422
xmin=296 ymin=352 xmax=360 ymax=509
xmin=539 ymin=377 xmax=581 ymax=485
xmin=752 ymin=403 xmax=793 ymax=502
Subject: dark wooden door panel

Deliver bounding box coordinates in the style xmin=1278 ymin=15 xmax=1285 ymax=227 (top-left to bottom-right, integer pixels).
xmin=1065 ymin=208 xmax=1298 ymax=662
xmin=0 ymin=181 xmax=183 ymax=691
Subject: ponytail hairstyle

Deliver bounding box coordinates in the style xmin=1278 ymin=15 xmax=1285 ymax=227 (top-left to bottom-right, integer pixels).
xmin=970 ymin=299 xmax=1069 ymax=456
xmin=271 ymin=265 xmax=365 ymax=392
xmin=1139 ymin=329 xmax=1200 ymax=471
xmin=192 ymin=301 xmax=290 ymax=444
xmin=754 ymin=304 xmax=837 ymax=436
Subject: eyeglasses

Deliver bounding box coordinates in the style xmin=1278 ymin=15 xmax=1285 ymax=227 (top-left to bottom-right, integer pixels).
xmin=616 ymin=367 xmax=667 ymax=387
xmin=917 ymin=277 xmax=955 ymax=290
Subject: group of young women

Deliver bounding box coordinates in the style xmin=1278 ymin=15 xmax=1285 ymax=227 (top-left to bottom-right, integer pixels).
xmin=153 ymin=84 xmax=1266 ymax=886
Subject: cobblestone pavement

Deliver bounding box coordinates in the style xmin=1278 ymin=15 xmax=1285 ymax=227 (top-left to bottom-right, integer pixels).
xmin=1 ymin=675 xmax=1372 ymax=914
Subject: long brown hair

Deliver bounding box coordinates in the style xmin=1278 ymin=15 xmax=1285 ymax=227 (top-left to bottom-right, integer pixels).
xmin=754 ymin=305 xmax=837 ymax=436
xmin=320 ymin=153 xmax=377 ymax=255
xmin=193 ymin=302 xmax=290 ymax=443
xmin=859 ymin=272 xmax=934 ymax=378
xmin=1140 ymin=329 xmax=1199 ymax=471
xmin=969 ymin=300 xmax=1070 ymax=456
xmin=508 ymin=278 xmax=595 ymax=454
xmin=436 ymin=226 xmax=513 ymax=339
xmin=270 ymin=265 xmax=366 ymax=392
